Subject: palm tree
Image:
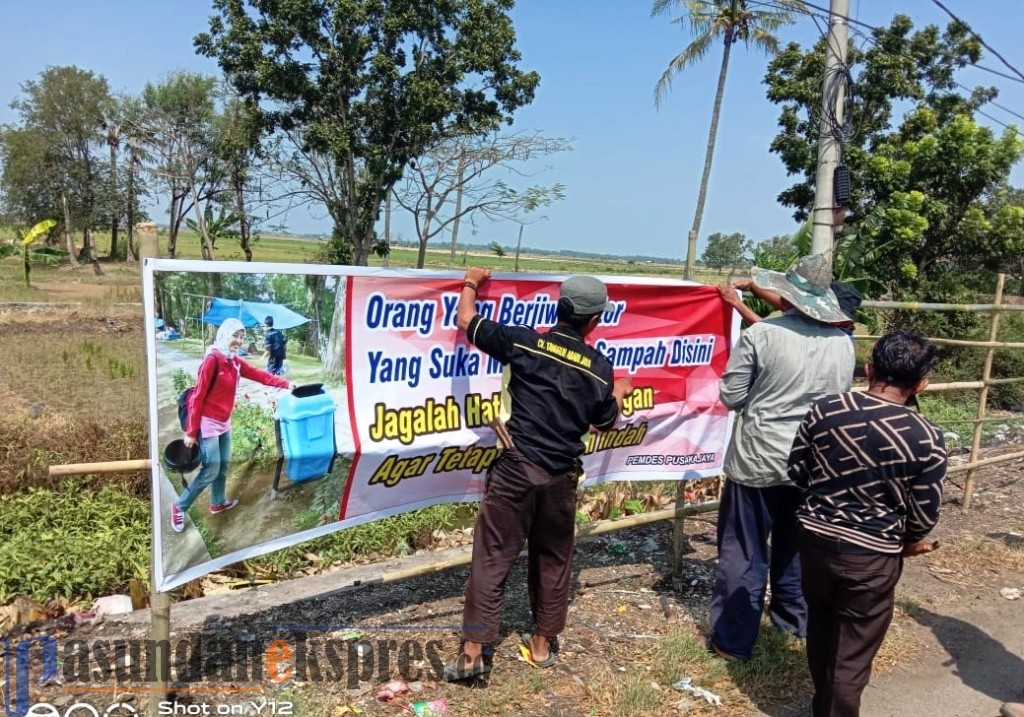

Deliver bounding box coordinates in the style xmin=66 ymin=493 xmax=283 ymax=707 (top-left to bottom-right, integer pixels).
xmin=653 ymin=0 xmax=804 ymax=279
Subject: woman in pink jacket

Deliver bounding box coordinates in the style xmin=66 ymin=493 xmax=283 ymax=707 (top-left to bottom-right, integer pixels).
xmin=172 ymin=318 xmax=291 ymax=533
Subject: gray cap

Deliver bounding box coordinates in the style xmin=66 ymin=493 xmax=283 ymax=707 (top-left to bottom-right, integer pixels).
xmin=561 ymin=275 xmax=612 ymax=316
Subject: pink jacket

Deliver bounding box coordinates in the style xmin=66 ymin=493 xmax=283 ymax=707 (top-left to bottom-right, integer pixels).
xmin=185 ymin=350 xmax=290 ymax=438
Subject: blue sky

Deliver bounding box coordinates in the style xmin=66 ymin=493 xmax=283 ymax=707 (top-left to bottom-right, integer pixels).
xmin=2 ymin=1 xmax=1023 ymax=259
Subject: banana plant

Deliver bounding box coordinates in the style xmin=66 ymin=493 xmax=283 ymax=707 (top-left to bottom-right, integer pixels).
xmin=19 ymin=219 xmax=57 ymax=287
xmin=186 ymin=206 xmax=239 ymax=258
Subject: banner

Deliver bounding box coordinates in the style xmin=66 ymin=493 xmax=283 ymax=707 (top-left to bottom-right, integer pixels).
xmin=144 ymin=260 xmax=738 ymax=590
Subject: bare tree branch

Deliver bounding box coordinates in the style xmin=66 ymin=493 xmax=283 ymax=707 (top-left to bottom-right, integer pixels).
xmin=394 ymin=131 xmax=570 ymax=267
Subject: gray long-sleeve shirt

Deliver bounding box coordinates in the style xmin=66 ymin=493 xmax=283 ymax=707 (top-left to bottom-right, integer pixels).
xmin=720 ymin=311 xmax=855 ymax=487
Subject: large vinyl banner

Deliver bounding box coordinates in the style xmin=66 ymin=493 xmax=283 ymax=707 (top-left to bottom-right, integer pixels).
xmin=144 ymin=260 xmax=738 ymax=590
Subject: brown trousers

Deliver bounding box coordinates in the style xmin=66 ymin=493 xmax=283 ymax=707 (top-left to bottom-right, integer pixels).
xmin=800 ymin=529 xmax=904 ymax=717
xmin=461 ymin=448 xmax=578 ymax=644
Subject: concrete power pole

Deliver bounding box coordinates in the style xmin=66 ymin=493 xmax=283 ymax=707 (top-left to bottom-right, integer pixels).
xmin=810 ymin=0 xmax=850 ymax=271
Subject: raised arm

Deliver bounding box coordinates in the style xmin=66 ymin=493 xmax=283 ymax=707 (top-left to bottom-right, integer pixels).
xmin=718 ymin=284 xmax=763 ymax=327
xmin=457 ymin=267 xmax=492 ymax=332
xmin=733 ymin=278 xmax=784 ymax=312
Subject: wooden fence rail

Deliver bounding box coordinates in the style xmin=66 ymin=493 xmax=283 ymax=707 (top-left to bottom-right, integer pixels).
xmin=856 ymin=274 xmax=1018 ymax=510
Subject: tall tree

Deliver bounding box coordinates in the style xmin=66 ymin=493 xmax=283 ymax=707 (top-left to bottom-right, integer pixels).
xmin=1 ymin=66 xmax=113 ymax=256
xmin=653 ymin=0 xmax=802 ymax=277
xmin=195 ymin=0 xmax=540 ymax=267
xmin=393 ymin=131 xmax=569 ymax=268
xmin=118 ymin=96 xmax=154 ymax=263
xmin=100 ymin=106 xmax=122 ymax=259
xmin=215 ymin=96 xmax=263 ymax=261
xmin=139 ymin=73 xmax=221 ymax=258
xmin=700 ymin=230 xmax=751 ymax=271
xmin=765 ymin=15 xmax=1023 ymax=300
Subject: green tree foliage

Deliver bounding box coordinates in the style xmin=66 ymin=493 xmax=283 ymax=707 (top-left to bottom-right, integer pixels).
xmin=139 ymin=73 xmax=220 ymax=258
xmin=652 ymin=0 xmax=803 ymax=275
xmin=0 ymin=66 xmax=113 ymax=254
xmin=195 ymin=0 xmax=540 ymax=267
xmin=765 ymin=15 xmax=1024 ymax=301
xmin=752 ymin=234 xmax=796 ymax=270
xmin=701 ymin=231 xmax=751 ymax=272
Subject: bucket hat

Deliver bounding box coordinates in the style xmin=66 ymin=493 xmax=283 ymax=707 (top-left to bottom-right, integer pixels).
xmin=750 ymin=254 xmax=847 ymax=324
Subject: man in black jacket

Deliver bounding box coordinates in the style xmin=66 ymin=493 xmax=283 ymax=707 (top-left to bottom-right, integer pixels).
xmin=445 ymin=267 xmax=633 ymax=680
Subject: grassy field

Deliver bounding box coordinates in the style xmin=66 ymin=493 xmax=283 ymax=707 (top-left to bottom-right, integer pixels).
xmin=0 ymin=232 xmax=734 ymax=326
xmin=166 ymin=229 xmax=706 ymax=277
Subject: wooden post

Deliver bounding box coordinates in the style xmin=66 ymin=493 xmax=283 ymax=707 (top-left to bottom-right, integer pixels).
xmin=138 ymin=223 xmax=171 ymax=712
xmin=63 ymin=195 xmax=79 ymax=268
xmin=963 ymin=273 xmax=1005 ymax=510
xmin=671 ymin=481 xmax=694 ymax=589
xmin=137 ymin=222 xmax=159 ymax=260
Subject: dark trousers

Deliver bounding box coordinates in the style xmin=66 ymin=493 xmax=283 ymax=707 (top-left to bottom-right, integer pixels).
xmin=800 ymin=530 xmax=903 ymax=717
xmin=709 ymin=479 xmax=806 ymax=660
xmin=461 ymin=449 xmax=578 ymax=644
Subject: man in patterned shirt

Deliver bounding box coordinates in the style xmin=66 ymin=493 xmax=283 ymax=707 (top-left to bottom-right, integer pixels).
xmin=789 ymin=331 xmax=947 ymax=717
xmin=708 ymin=254 xmax=855 ymax=662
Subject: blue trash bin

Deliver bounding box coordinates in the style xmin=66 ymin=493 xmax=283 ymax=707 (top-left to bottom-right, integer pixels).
xmin=273 ymin=384 xmax=336 ymax=498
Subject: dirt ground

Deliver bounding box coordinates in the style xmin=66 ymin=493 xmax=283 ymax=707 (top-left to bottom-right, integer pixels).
xmin=4 ymin=451 xmax=1023 ymax=717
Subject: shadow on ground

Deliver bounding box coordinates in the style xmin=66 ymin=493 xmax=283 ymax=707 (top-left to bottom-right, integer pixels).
xmin=910 ymin=606 xmax=1024 ymax=705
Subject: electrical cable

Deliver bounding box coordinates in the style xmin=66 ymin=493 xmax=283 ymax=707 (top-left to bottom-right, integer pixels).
xmin=928 ymin=0 xmax=1024 ymax=86
xmin=745 ymin=0 xmax=1024 ymax=85
xmin=748 ymin=0 xmax=1024 ymax=138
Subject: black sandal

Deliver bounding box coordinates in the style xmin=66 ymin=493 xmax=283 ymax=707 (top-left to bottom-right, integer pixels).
xmin=520 ymin=632 xmax=556 ymax=668
xmin=442 ymin=653 xmax=492 ymax=681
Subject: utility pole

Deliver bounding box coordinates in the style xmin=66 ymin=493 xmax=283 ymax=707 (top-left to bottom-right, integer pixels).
xmin=810 ymin=0 xmax=850 ymax=271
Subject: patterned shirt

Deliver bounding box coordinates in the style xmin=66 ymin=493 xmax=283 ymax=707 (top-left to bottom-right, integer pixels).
xmin=788 ymin=392 xmax=948 ymax=554
xmin=720 ymin=311 xmax=855 ymax=487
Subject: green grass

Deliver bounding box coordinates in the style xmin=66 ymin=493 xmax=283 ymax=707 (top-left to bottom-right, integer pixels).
xmin=0 ymin=331 xmax=148 ymax=418
xmin=612 ymin=670 xmax=661 ymax=716
xmin=644 ymin=625 xmax=810 ymax=715
xmin=0 ymin=481 xmax=150 ymax=604
xmin=917 ymin=392 xmax=990 ymax=451
xmin=236 ymin=502 xmax=467 ymax=580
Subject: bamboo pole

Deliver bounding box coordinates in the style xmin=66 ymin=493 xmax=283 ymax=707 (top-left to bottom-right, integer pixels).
xmin=671 ymin=482 xmax=692 ymax=590
xmin=860 ymin=300 xmax=1024 ymax=313
xmin=963 ymin=274 xmax=1006 ymax=510
xmin=930 ymin=415 xmax=1024 ymax=426
xmin=850 ymin=378 xmax=1024 ymax=394
xmin=320 ymin=500 xmax=722 ymax=597
xmin=946 ymin=448 xmax=1024 ymax=476
xmin=48 ymin=459 xmax=151 ymax=476
xmin=854 ymin=335 xmax=1024 ymax=350
xmin=137 ymin=223 xmax=171 ymax=713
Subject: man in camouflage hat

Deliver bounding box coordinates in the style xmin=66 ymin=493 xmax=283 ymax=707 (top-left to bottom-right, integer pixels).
xmin=705 ymin=254 xmax=855 ymax=661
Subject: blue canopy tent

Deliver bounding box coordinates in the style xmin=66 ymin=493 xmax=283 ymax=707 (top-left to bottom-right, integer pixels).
xmin=202 ymin=298 xmax=310 ymax=330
